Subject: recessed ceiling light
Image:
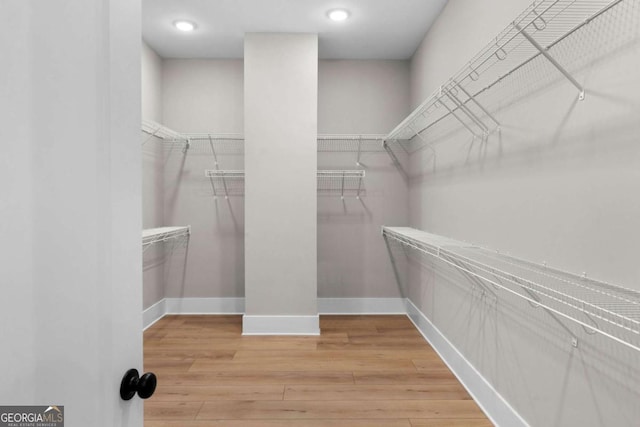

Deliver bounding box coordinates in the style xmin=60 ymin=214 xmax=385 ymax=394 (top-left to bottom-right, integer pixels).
xmin=327 ymin=9 xmax=350 ymax=22
xmin=174 ymin=20 xmax=196 ymax=32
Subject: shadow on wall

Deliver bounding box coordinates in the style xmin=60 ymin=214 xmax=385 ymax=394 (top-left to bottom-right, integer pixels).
xmin=162 ymin=237 xmax=190 ymax=298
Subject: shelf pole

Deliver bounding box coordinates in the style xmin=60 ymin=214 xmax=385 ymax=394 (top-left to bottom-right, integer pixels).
xmin=515 ymin=23 xmax=585 ymax=100
xmin=519 ymin=283 xmax=579 ymax=347
xmin=208 ymin=135 xmax=220 ymax=168
xmin=437 ymin=91 xmax=481 ymax=138
xmin=442 ymin=88 xmax=489 ymax=135
xmin=382 ymin=141 xmax=409 ymax=182
xmin=356 ymin=136 xmax=362 ymax=166
xmin=383 ymin=233 xmax=407 ymax=298
xmin=453 ymin=82 xmax=500 ymax=128
xmin=221 ymin=171 xmax=230 ymax=199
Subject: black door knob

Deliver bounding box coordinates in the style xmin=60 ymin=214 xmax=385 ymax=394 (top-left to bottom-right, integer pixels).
xmin=120 ymin=369 xmax=157 ymax=401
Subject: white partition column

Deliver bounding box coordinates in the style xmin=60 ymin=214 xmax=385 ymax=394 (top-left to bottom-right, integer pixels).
xmin=243 ymin=33 xmax=319 ymax=335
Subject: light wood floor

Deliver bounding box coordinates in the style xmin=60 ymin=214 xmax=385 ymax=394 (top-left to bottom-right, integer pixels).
xmin=144 ymin=315 xmax=493 ymax=427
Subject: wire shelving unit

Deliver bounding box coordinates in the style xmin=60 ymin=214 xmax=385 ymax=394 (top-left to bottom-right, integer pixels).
xmin=141 ymin=119 xmax=190 ymax=151
xmin=317 ymin=135 xmax=386 ymax=166
xmin=383 ymin=0 xmax=625 ymax=175
xmin=382 ymin=226 xmax=640 ymax=353
xmin=317 ymin=170 xmax=366 ymax=199
xmin=142 ymin=226 xmax=191 ymax=252
xmin=204 ymin=170 xmax=366 ymax=199
xmin=204 ymin=170 xmax=246 ymax=199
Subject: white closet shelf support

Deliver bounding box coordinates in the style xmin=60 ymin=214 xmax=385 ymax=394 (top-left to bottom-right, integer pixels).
xmin=384 ymin=0 xmax=623 ymax=147
xmin=382 ymin=226 xmax=640 ymax=353
xmin=141 ymin=119 xmax=190 ymax=151
xmin=204 ymin=170 xmax=366 ymax=199
xmin=142 ymin=226 xmax=191 ymax=251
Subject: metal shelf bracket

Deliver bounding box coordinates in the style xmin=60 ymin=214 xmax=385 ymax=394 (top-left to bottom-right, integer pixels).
xmin=515 ymin=23 xmax=586 ymax=100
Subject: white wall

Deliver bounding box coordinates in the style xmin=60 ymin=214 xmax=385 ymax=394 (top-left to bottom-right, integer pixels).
xmin=142 ymin=41 xmax=166 ymax=309
xmin=318 ymin=60 xmax=410 ymax=298
xmin=406 ymin=0 xmax=640 ymax=425
xmin=244 ymin=34 xmax=319 ymax=333
xmin=1 ymin=0 xmax=143 ymax=424
xmin=162 ymin=59 xmax=245 ymax=299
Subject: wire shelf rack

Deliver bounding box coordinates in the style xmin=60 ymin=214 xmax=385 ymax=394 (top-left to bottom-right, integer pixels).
xmin=141 ymin=119 xmax=190 ymax=147
xmin=142 ymin=226 xmax=191 ymax=252
xmin=317 ymin=170 xmax=366 ymax=199
xmin=205 ymin=170 xmax=246 ymax=199
xmin=142 ymin=122 xmax=388 ymax=156
xmin=382 ymin=226 xmax=640 ymax=352
xmin=203 ymin=170 xmax=366 ymax=199
xmin=384 ymin=0 xmax=624 ymax=149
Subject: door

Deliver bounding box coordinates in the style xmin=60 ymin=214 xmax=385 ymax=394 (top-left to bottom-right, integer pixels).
xmin=0 ymin=1 xmax=144 ymax=426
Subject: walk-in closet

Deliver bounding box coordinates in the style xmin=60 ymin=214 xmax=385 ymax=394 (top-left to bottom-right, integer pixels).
xmin=3 ymin=0 xmax=639 ymax=426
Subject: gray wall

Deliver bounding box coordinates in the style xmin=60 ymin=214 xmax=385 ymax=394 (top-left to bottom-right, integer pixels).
xmin=155 ymin=58 xmax=410 ymax=302
xmin=142 ymin=41 xmax=166 ymax=309
xmin=162 ymin=59 xmax=245 ymax=299
xmin=406 ymin=0 xmax=640 ymax=425
xmin=318 ymin=60 xmax=410 ymax=298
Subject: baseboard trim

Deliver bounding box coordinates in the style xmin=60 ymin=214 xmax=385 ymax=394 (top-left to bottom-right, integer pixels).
xmin=405 ymin=299 xmax=528 ymax=427
xmin=319 ymin=297 xmax=406 ymax=314
xmin=242 ymin=315 xmax=320 ymax=335
xmin=143 ymin=299 xmax=167 ymax=330
xmin=165 ymin=297 xmax=245 ymax=315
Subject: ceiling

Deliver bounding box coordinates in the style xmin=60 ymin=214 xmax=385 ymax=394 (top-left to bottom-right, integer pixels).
xmin=142 ymin=0 xmax=448 ymax=60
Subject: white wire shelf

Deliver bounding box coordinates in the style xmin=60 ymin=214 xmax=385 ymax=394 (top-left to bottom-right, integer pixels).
xmin=142 ymin=226 xmax=191 ymax=252
xmin=204 ymin=170 xmax=366 ymax=199
xmin=317 ymin=170 xmax=366 ymax=199
xmin=204 ymin=170 xmax=246 ymax=198
xmin=382 ymin=226 xmax=640 ymax=353
xmin=385 ymin=0 xmax=623 ymax=148
xmin=141 ymin=119 xmax=190 ymax=146
xmin=142 ymin=123 xmax=388 ymax=156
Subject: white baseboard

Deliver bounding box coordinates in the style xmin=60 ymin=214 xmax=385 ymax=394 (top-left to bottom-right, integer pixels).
xmin=319 ymin=297 xmax=406 ymax=314
xmin=405 ymin=299 xmax=528 ymax=427
xmin=143 ymin=299 xmax=167 ymax=330
xmin=165 ymin=297 xmax=245 ymax=315
xmin=242 ymin=315 xmax=320 ymax=335
xmin=144 ymin=297 xmax=405 ymax=330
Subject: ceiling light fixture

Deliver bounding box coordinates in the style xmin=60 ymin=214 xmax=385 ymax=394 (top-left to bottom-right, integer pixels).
xmin=327 ymin=9 xmax=350 ymax=22
xmin=174 ymin=20 xmax=196 ymax=32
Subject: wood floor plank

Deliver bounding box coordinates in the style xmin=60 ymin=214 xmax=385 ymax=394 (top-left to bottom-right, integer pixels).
xmin=197 ymin=400 xmax=486 ymax=420
xmin=189 ymin=358 xmax=418 ymax=373
xmin=354 ymin=371 xmax=460 ymax=385
xmin=144 ymin=349 xmax=236 ymax=360
xmin=284 ymin=384 xmax=471 ymax=401
xmin=413 ymin=358 xmax=451 ymax=371
xmin=144 ymin=358 xmax=195 ymax=373
xmin=144 ymin=401 xmax=203 ymax=421
xmin=153 ymin=385 xmax=284 ymax=401
xmin=146 ymin=420 xmax=412 ymax=427
xmin=233 ymin=349 xmax=437 ymax=361
xmin=157 ymin=371 xmax=355 ymax=386
xmin=410 ymin=420 xmax=494 ymax=427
